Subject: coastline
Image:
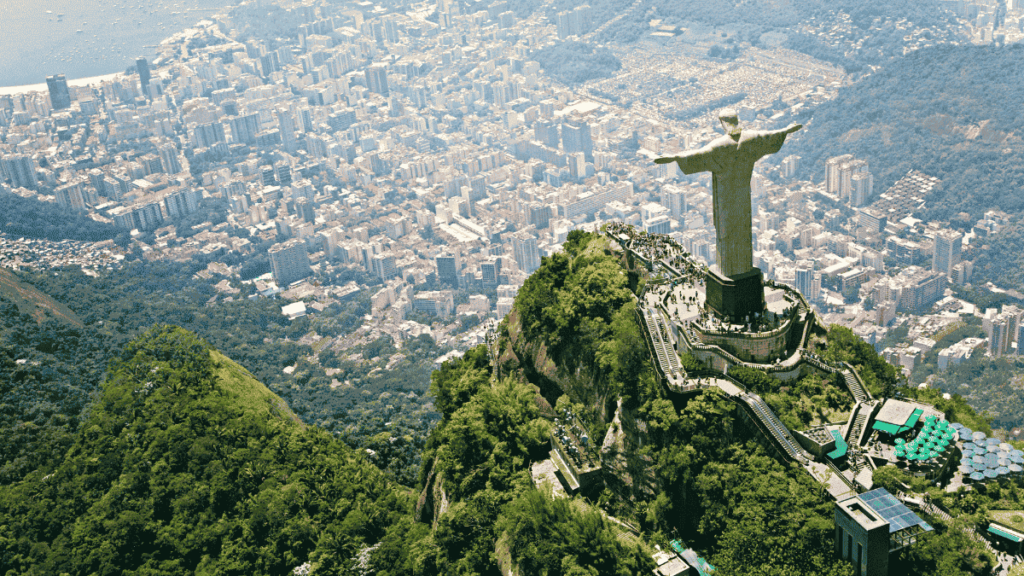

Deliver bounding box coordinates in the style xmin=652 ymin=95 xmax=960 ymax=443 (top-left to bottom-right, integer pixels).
xmin=0 ymin=72 xmax=125 ymax=97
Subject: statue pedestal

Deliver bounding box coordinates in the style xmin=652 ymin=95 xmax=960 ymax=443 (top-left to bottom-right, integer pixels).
xmin=705 ymin=267 xmax=764 ymax=322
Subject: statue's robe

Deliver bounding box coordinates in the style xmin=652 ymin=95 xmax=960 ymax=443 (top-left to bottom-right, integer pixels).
xmin=665 ymin=129 xmax=791 ymax=278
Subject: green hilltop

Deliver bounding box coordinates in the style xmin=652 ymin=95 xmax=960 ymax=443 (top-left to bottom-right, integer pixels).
xmin=0 ymin=325 xmax=406 ymax=575
xmin=3 ymin=230 xmax=1021 ymax=576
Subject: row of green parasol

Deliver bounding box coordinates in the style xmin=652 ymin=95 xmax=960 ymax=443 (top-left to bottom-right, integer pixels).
xmin=894 ymin=416 xmax=955 ymax=462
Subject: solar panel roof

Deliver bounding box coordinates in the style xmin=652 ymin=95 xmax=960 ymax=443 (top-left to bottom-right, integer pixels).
xmin=859 ymin=488 xmax=934 ymax=534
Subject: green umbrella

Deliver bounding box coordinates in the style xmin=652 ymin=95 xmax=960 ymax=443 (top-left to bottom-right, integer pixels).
xmin=896 ymin=438 xmax=905 ymax=445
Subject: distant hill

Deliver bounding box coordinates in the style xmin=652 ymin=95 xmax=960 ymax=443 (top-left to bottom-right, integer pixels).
xmin=545 ymin=0 xmax=961 ymax=69
xmin=785 ymin=44 xmax=1024 ymax=221
xmin=0 ymin=326 xmax=405 ymax=575
xmin=0 ymin=268 xmax=82 ymax=327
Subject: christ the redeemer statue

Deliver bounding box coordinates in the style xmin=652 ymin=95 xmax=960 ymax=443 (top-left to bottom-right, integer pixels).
xmin=655 ymin=109 xmax=801 ymax=320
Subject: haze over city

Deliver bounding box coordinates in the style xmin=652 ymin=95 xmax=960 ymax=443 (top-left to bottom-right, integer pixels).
xmin=2 ymin=0 xmax=1024 ymax=575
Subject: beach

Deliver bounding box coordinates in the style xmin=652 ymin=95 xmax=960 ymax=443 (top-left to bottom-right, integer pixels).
xmin=0 ymin=72 xmax=124 ymax=97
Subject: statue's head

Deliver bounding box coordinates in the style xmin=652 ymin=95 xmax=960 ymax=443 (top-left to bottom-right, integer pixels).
xmin=719 ymin=108 xmax=741 ymax=136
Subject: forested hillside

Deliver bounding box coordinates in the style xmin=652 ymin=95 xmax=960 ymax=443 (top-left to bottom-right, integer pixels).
xmin=0 ymin=260 xmax=432 ymax=488
xmin=1 ymin=230 xmax=1012 ymax=575
xmin=971 ymin=217 xmax=1024 ymax=289
xmin=787 ymin=44 xmax=1024 ymax=221
xmin=543 ymin=0 xmax=960 ymax=67
xmin=0 ymin=326 xmax=409 ymax=575
xmin=0 ymin=193 xmax=117 ymax=242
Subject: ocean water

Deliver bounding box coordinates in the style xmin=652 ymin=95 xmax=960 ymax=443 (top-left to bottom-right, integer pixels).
xmin=0 ymin=0 xmax=232 ymax=87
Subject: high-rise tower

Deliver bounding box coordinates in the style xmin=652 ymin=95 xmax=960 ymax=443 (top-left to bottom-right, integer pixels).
xmin=46 ymin=74 xmax=71 ymax=110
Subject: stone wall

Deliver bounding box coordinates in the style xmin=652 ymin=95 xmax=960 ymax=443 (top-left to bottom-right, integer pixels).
xmin=693 ymin=317 xmax=794 ymax=362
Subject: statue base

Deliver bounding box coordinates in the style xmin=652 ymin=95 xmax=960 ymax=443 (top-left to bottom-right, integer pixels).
xmin=705 ymin=267 xmax=764 ymax=323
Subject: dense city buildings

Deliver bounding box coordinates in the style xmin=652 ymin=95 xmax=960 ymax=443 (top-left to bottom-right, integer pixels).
xmin=0 ymin=0 xmax=1019 ymax=386
xmin=3 ymin=3 xmax=1024 ymax=575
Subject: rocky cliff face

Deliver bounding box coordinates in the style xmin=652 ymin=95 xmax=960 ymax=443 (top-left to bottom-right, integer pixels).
xmin=414 ymin=459 xmax=451 ymax=529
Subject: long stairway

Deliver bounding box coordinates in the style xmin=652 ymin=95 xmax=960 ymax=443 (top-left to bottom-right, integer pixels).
xmin=842 ymin=368 xmax=869 ymax=403
xmin=920 ymin=500 xmax=1000 ymax=557
xmin=740 ymin=393 xmax=809 ymax=462
xmin=803 ymin=354 xmax=871 ymax=403
xmin=650 ymin=308 xmax=683 ymax=375
xmin=641 ymin=306 xmax=683 ymax=384
xmin=846 ymin=402 xmax=872 ymax=446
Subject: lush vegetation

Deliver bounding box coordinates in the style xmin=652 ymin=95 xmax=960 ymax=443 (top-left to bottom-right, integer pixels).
xmin=4 ymin=226 xmax=1018 ymax=576
xmin=762 ymin=371 xmax=852 ymax=431
xmin=641 ymin=388 xmax=853 ymax=575
xmin=0 ymin=325 xmax=409 ymax=575
xmin=924 ymin=356 xmax=1024 ymax=430
xmin=971 ymin=217 xmax=1024 ymax=289
xmin=513 ymin=230 xmax=645 ymax=433
xmin=532 ymin=42 xmax=623 ymax=86
xmin=368 ymin=344 xmax=654 ymax=575
xmin=787 ymin=44 xmax=1024 ymax=222
xmin=1 ymin=260 xmax=432 ymax=487
xmin=820 ymin=325 xmax=901 ymax=397
xmin=509 ymin=231 xmax=855 ymax=574
xmin=0 ymin=192 xmax=117 ymax=242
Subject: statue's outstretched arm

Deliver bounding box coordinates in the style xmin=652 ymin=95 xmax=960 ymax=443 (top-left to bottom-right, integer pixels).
xmin=773 ymin=123 xmax=802 ymax=136
xmin=744 ymin=124 xmax=803 ymax=157
xmin=654 ymin=146 xmax=713 ymax=175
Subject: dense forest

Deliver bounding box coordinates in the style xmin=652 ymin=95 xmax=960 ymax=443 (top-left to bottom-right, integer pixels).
xmin=0 ymin=325 xmax=410 ymax=575
xmin=0 ymin=259 xmax=432 ymax=488
xmin=786 ymin=44 xmax=1024 ymax=222
xmin=542 ymin=0 xmax=959 ymax=63
xmin=0 ymin=325 xmax=658 ymax=575
xmin=531 ymin=41 xmax=623 ymax=86
xmin=0 ymin=193 xmax=117 ymax=242
xmin=971 ymin=217 xmax=1024 ymax=290
xmin=1 ymin=229 xmax=1015 ymax=575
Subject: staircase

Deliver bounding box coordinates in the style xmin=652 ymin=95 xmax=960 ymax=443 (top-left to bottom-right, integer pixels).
xmin=846 ymin=402 xmax=873 ymax=446
xmin=802 ymin=355 xmax=871 ymax=403
xmin=640 ymin=306 xmax=684 ymax=385
xmin=842 ymin=368 xmax=870 ymax=403
xmin=740 ymin=393 xmax=808 ymax=462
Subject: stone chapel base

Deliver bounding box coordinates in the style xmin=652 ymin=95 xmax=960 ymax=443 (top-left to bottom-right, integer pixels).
xmin=705 ymin=267 xmax=764 ymax=322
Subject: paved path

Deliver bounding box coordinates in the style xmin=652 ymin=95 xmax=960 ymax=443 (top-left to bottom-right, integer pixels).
xmin=531 ymin=459 xmax=567 ymax=499
xmin=806 ymin=461 xmax=858 ymax=501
